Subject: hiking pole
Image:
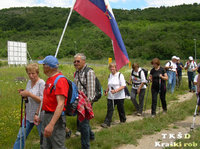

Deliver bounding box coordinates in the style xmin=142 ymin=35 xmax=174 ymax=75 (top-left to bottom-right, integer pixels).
xmin=20 ymin=97 xmax=23 ymax=149
xmin=24 ymin=97 xmax=28 ymax=149
xmin=111 ymin=87 xmax=115 ymax=124
xmin=158 ymin=77 xmax=161 ymax=116
xmin=190 ymin=95 xmax=200 ymax=131
xmin=143 ymin=80 xmax=150 ymax=117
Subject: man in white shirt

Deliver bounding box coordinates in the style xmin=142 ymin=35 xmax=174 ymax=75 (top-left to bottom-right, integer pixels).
xmin=185 ymin=56 xmax=197 ymax=92
xmin=165 ymin=56 xmax=177 ymax=93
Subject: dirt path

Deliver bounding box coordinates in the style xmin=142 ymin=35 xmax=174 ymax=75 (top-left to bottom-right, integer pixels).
xmin=116 ymin=92 xmax=198 ymax=149
xmin=93 ymin=92 xmax=194 ymax=132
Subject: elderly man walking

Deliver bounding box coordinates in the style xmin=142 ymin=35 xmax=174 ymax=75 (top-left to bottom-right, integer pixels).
xmin=74 ymin=53 xmax=95 ymax=149
xmin=35 ymin=55 xmax=68 ymax=149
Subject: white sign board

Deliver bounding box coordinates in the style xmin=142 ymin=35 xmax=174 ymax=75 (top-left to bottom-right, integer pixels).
xmin=7 ymin=41 xmax=27 ymax=65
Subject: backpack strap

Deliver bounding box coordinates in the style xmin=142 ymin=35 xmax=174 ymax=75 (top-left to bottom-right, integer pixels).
xmin=78 ymin=66 xmax=92 ymax=91
xmin=50 ymin=75 xmax=66 ymax=93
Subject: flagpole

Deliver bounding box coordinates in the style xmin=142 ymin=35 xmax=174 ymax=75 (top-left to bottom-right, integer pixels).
xmin=55 ymin=0 xmax=77 ymax=57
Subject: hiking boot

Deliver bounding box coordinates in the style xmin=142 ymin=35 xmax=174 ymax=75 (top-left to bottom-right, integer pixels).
xmin=101 ymin=123 xmax=109 ymax=128
xmin=75 ymin=131 xmax=81 ymax=136
xmin=163 ymin=110 xmax=167 ymax=114
xmin=66 ymin=130 xmax=72 ymax=139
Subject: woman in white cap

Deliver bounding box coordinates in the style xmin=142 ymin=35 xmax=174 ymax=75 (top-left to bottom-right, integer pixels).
xmin=184 ymin=56 xmax=197 ymax=92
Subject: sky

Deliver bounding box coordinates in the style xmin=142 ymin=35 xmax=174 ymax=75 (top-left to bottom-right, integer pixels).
xmin=0 ymin=0 xmax=200 ymax=10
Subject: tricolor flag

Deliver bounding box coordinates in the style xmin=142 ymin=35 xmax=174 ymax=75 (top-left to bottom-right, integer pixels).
xmin=74 ymin=0 xmax=129 ymax=70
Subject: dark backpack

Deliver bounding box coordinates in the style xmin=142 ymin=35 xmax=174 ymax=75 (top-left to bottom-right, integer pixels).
xmin=131 ymin=68 xmax=148 ymax=80
xmin=165 ymin=61 xmax=171 ymax=71
xmin=77 ymin=67 xmax=103 ymax=102
xmin=50 ymin=75 xmax=79 ymax=116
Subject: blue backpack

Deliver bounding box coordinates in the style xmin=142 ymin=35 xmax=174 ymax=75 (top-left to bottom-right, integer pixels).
xmin=50 ymin=75 xmax=79 ymax=116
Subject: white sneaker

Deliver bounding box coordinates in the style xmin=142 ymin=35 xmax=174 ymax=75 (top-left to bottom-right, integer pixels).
xmin=75 ymin=131 xmax=81 ymax=136
xmin=125 ymin=96 xmax=131 ymax=99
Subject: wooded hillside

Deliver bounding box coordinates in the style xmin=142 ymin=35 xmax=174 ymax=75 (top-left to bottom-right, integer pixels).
xmin=0 ymin=3 xmax=200 ymax=60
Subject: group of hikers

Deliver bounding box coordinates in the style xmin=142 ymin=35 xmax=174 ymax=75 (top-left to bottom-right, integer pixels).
xmin=13 ymin=53 xmax=200 ymax=149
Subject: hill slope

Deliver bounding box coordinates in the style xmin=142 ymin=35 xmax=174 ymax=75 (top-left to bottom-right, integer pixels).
xmin=0 ymin=4 xmax=200 ymax=60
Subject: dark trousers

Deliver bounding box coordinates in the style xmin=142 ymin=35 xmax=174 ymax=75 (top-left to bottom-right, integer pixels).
xmin=176 ymin=75 xmax=182 ymax=88
xmin=188 ymin=71 xmax=195 ymax=91
xmin=151 ymin=86 xmax=167 ymax=115
xmin=79 ymin=119 xmax=94 ymax=149
xmin=104 ymin=99 xmax=126 ymax=126
xmin=77 ymin=118 xmax=94 ymax=149
xmin=131 ymin=88 xmax=146 ymax=114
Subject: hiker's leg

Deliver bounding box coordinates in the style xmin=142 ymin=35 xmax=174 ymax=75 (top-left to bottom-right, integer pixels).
xmin=116 ymin=99 xmax=126 ymax=123
xmin=171 ymin=72 xmax=176 ymax=93
xmin=160 ymin=86 xmax=167 ymax=111
xmin=13 ymin=119 xmax=34 ymax=149
xmin=80 ymin=119 xmax=90 ymax=149
xmin=151 ymin=88 xmax=158 ymax=115
xmin=138 ymin=89 xmax=146 ymax=114
xmin=167 ymin=71 xmax=172 ymax=91
xmin=104 ymin=99 xmax=114 ymax=126
xmin=131 ymin=88 xmax=139 ymax=112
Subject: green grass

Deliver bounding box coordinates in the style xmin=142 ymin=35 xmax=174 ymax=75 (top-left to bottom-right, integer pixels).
xmin=0 ymin=61 xmax=195 ymax=148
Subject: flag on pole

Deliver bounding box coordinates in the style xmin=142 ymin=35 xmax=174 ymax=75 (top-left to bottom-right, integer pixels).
xmin=74 ymin=0 xmax=129 ymax=70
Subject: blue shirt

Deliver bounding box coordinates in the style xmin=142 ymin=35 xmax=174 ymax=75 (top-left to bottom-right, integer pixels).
xmin=177 ymin=62 xmax=184 ymax=76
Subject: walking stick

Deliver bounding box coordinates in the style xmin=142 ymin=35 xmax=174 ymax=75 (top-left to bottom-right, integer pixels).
xmin=24 ymin=98 xmax=28 ymax=149
xmin=143 ymin=81 xmax=150 ymax=117
xmin=20 ymin=97 xmax=23 ymax=149
xmin=190 ymin=95 xmax=200 ymax=131
xmin=158 ymin=77 xmax=161 ymax=116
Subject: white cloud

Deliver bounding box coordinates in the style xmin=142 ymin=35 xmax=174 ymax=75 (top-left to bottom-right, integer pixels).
xmin=0 ymin=0 xmax=73 ymax=10
xmin=145 ymin=0 xmax=199 ymax=8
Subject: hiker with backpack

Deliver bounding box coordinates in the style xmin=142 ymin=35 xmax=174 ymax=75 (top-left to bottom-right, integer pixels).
xmin=176 ymin=57 xmax=184 ymax=88
xmin=74 ymin=53 xmax=96 ymax=149
xmin=184 ymin=56 xmax=197 ymax=92
xmin=165 ymin=56 xmax=178 ymax=93
xmin=13 ymin=63 xmax=45 ymax=149
xmin=129 ymin=63 xmax=147 ymax=116
xmin=149 ymin=58 xmax=168 ymax=117
xmin=101 ymin=62 xmax=126 ymax=128
xmin=35 ymin=55 xmax=68 ymax=149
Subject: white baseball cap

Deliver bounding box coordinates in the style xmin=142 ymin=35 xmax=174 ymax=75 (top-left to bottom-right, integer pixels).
xmin=172 ymin=56 xmax=177 ymax=60
xmin=189 ymin=56 xmax=193 ymax=61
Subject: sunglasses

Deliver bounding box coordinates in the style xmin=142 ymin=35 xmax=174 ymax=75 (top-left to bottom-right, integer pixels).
xmin=74 ymin=60 xmax=80 ymax=64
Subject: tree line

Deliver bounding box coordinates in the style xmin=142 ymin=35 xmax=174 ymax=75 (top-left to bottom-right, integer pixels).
xmin=0 ymin=3 xmax=200 ymax=60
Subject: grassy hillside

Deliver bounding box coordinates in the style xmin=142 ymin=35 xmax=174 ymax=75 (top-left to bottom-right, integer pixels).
xmin=0 ymin=4 xmax=200 ymax=60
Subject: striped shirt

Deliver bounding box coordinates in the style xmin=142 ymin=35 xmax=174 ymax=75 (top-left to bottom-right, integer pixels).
xmin=74 ymin=65 xmax=95 ymax=101
xmin=26 ymin=79 xmax=45 ymax=122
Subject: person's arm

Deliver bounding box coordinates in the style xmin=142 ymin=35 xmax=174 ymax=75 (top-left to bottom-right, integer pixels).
xmin=43 ymin=95 xmax=65 ymax=137
xmin=19 ymin=90 xmax=41 ymax=103
xmin=185 ymin=61 xmax=189 ymax=70
xmin=129 ymin=75 xmax=132 ymax=85
xmin=160 ymin=73 xmax=168 ymax=81
xmin=86 ymin=70 xmax=96 ymax=101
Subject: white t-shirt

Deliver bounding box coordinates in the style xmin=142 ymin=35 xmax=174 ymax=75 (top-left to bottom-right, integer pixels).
xmin=165 ymin=61 xmax=177 ymax=72
xmin=184 ymin=61 xmax=197 ymax=72
xmin=194 ymin=74 xmax=198 ymax=93
xmin=108 ymin=72 xmax=126 ymax=100
xmin=131 ymin=67 xmax=147 ymax=89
